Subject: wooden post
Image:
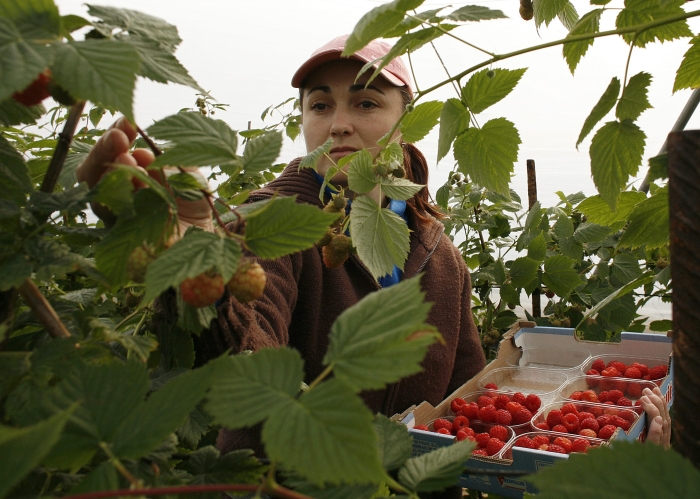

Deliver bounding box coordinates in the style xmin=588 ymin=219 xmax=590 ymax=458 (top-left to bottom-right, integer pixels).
xmin=527 ymin=159 xmax=541 ymax=318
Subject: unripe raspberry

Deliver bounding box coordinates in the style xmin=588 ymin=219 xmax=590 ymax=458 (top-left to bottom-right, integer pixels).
xmin=322 ymin=234 xmax=352 ymax=269
xmin=316 ymin=230 xmax=333 ymax=248
xmin=127 ymin=245 xmax=156 ymax=283
xmin=227 ymin=260 xmax=267 ymax=303
xmin=180 ymin=272 xmax=224 ymax=307
xmin=12 ymin=69 xmax=52 ymax=106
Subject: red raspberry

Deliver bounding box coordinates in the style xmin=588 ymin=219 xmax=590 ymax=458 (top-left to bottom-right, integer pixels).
xmin=546 ymin=409 xmax=563 ymax=427
xmin=552 ymin=424 xmax=568 ymax=433
xmin=577 ymin=411 xmax=595 ymax=422
xmin=512 ymin=392 xmax=526 ymax=404
xmin=494 ymin=394 xmax=511 ymax=409
xmin=617 ymin=397 xmax=632 ymax=407
xmin=494 ymin=409 xmax=513 ymax=425
xmin=525 ymin=393 xmax=542 ymax=412
xmin=612 ymin=416 xmax=631 ymax=432
xmin=648 ymin=365 xmax=668 ymax=380
xmin=486 ymin=438 xmax=505 ymax=456
xmin=552 ymin=436 xmax=572 ymax=453
xmin=535 ymin=422 xmax=550 ymax=431
xmin=562 ymin=413 xmax=580 ymax=433
xmin=601 ymin=367 xmax=621 ymax=378
xmin=591 ymin=359 xmax=606 ymax=372
xmin=571 ymin=438 xmax=591 ymax=453
xmin=432 ymin=418 xmax=453 ymax=433
xmin=547 ymin=444 xmax=567 ymax=454
xmin=479 ymin=405 xmax=496 ymax=423
xmin=180 ymin=272 xmax=225 ymax=307
xmin=513 ymin=408 xmax=533 ymax=425
xmin=580 ymin=418 xmax=600 ymax=433
xmin=227 ymin=260 xmax=267 ymax=303
xmin=598 ymin=391 xmax=610 ymax=403
xmin=452 ymin=415 xmax=470 ymax=434
xmin=607 ymin=361 xmax=627 ymax=374
xmin=624 ymin=367 xmax=642 ymax=379
xmin=477 ymin=395 xmax=494 ymax=408
xmin=489 ymin=425 xmax=510 ymax=441
xmin=450 ymin=397 xmax=467 ymax=414
xmin=608 ymin=390 xmax=624 ymax=404
xmin=581 ymin=390 xmax=599 ymax=403
xmin=506 ymin=401 xmax=523 ymax=416
xmin=475 ymin=432 xmax=491 ymax=448
xmin=632 ymin=362 xmax=649 ymax=377
xmin=414 ymin=424 xmax=429 ymax=431
xmin=561 ymin=403 xmax=579 ymax=416
xmin=585 ymin=369 xmax=600 ymax=387
xmin=569 ymin=391 xmax=583 ymax=401
xmin=321 ymin=234 xmax=352 ymax=268
xmin=456 ymin=429 xmax=475 ymax=442
xmin=532 ymin=435 xmax=550 ymax=448
xmin=436 ymin=428 xmax=451 ymax=435
xmin=461 ymin=402 xmax=479 ymax=420
xmin=598 ymin=424 xmax=617 ymax=440
xmin=578 ymin=429 xmax=597 ymax=438
xmin=460 ymin=427 xmax=476 ymax=439
xmin=12 ymin=69 xmax=52 ymax=106
xmin=626 ymin=383 xmax=643 ymax=399
xmin=597 ymin=415 xmax=613 ymax=427
xmin=472 ymin=448 xmax=489 ymax=456
xmin=514 ymin=436 xmax=535 ymax=449
xmin=484 ymin=383 xmax=499 ymax=390
xmin=618 ymin=410 xmax=636 ymax=424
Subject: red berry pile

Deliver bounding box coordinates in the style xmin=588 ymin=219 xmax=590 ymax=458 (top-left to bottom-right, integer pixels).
xmin=567 ymin=382 xmax=653 ymax=412
xmin=414 ymin=418 xmax=513 ymax=456
xmin=450 ymin=389 xmax=541 ymax=431
xmin=587 ymin=359 xmax=667 ymax=383
xmin=534 ymin=402 xmax=635 ymax=440
xmin=513 ymin=433 xmax=598 ymax=455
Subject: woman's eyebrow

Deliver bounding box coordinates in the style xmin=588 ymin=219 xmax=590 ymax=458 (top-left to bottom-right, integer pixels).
xmin=350 ymin=83 xmax=385 ymax=95
xmin=306 ymin=85 xmax=330 ymax=97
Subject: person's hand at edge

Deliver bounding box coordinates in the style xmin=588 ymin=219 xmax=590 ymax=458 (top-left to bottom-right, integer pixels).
xmin=640 ymin=386 xmax=671 ymax=448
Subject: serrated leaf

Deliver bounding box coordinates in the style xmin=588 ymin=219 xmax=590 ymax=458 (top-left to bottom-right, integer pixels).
xmin=263 ymin=378 xmax=384 ymax=485
xmin=618 ymin=186 xmax=668 ymax=249
xmin=0 ymin=254 xmax=32 ymax=291
xmin=143 ymin=228 xmax=241 ymax=303
xmin=90 ymin=168 xmax=135 ymax=217
xmin=324 ymin=277 xmax=436 ymax=391
xmin=577 ymin=191 xmax=645 ymax=225
xmin=557 ymin=1 xmax=579 ymax=30
xmin=0 ymin=133 xmax=32 ymax=206
xmin=0 ymin=97 xmax=45 ymax=126
xmin=347 ymin=149 xmax=377 ymax=194
xmin=590 ymin=120 xmax=646 ymax=210
xmin=382 ymin=177 xmax=424 ymax=201
xmin=0 ymin=18 xmax=53 ymax=103
xmin=447 ymin=5 xmax=507 ymax=22
xmin=69 ymin=461 xmax=118 ymax=494
xmin=148 ymin=112 xmax=238 ymax=168
xmin=350 ymin=195 xmax=410 ymax=279
xmin=0 ymin=408 xmax=73 ymax=499
xmin=462 ymin=69 xmax=526 ymax=115
xmin=559 ymin=236 xmax=584 ymax=260
xmin=615 ymin=0 xmax=692 ymax=48
xmin=553 ymin=215 xmax=574 ymax=239
xmin=500 ymin=282 xmax=521 ymax=306
xmin=437 ymin=98 xmax=470 ymax=162
xmin=244 ymin=196 xmax=338 ymax=259
xmin=52 ymin=40 xmax=139 ymax=121
xmin=493 ymin=259 xmax=507 ymax=285
xmin=59 ymin=288 xmax=97 ymax=305
xmin=533 ymin=0 xmax=568 ymax=28
xmin=400 ymin=101 xmax=442 ymax=144
xmin=299 ymin=138 xmax=332 ymax=170
xmin=617 ymin=72 xmax=652 ymax=121
xmin=510 ymin=257 xmax=540 ymax=288
xmin=0 ymin=0 xmax=61 ymax=40
xmin=527 ymin=233 xmax=547 ymax=261
xmin=343 ymin=0 xmax=424 ymax=55
xmin=563 ymin=9 xmax=603 ymax=73
xmin=454 ymin=117 xmax=520 ymax=195
xmin=207 ymin=349 xmax=304 ymax=428
xmin=125 ymin=37 xmax=202 ymax=92
xmin=165 ymin=171 xmax=206 ymax=191
xmin=86 ymin=4 xmax=181 ymax=50
xmin=374 ymin=414 xmax=413 ymax=472
xmin=611 ymin=252 xmax=643 ymax=284
xmin=243 ymin=131 xmax=283 ymax=173
xmin=673 ymin=36 xmax=700 ymax=92
xmin=179 ymin=446 xmax=266 ymax=487
xmin=386 ymin=8 xmax=444 ymax=37
xmin=573 ymin=222 xmax=612 ymax=243
xmin=576 ymin=77 xmax=620 ymax=147
xmin=398 ymin=439 xmax=474 ymax=492
xmin=542 ymin=255 xmax=584 ymax=296
xmin=650 ymin=319 xmax=673 ymax=332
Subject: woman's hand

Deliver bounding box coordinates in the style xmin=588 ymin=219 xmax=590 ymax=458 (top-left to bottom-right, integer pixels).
xmin=639 ymin=386 xmax=671 ymax=448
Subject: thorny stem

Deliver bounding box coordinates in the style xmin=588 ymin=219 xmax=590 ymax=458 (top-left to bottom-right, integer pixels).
xmin=41 ymin=100 xmax=86 ymax=193
xmin=99 ymin=442 xmax=140 ymax=488
xmin=473 ymin=206 xmax=487 ymax=252
xmin=136 ymin=126 xmax=163 ymax=156
xmin=305 ymin=364 xmax=333 ymax=392
xmin=18 ymin=280 xmax=71 ymax=338
xmin=61 ymin=483 xmax=315 ymax=499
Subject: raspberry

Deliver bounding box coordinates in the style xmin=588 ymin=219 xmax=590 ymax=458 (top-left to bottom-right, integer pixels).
xmin=126 ymin=245 xmax=156 ymax=284
xmin=450 ymin=397 xmax=467 ymax=414
xmin=627 ymin=383 xmax=643 ymax=399
xmin=494 ymin=394 xmax=511 ymax=410
xmin=432 ymin=418 xmax=453 ymax=433
xmin=612 ymin=416 xmax=631 ymax=431
xmin=601 ymin=367 xmax=621 ymax=378
xmin=477 ymin=395 xmax=494 ymax=408
xmin=580 ymin=418 xmax=599 ymax=433
xmin=596 ymin=415 xmax=613 ymax=428
xmin=414 ymin=425 xmax=429 ymax=431
xmin=648 ymin=365 xmax=668 ymax=380
xmin=552 ymin=436 xmax=572 ymax=453
xmin=486 ymin=438 xmax=505 ymax=456
xmin=489 ymin=425 xmax=510 ymax=441
xmin=227 ymin=260 xmax=267 ymax=303
xmin=472 ymin=448 xmax=489 ymax=456
xmin=506 ymin=401 xmax=523 ymax=416
xmin=321 ymin=234 xmax=352 ymax=268
xmin=479 ymin=405 xmax=496 ymax=423
xmin=552 ymin=424 xmax=568 ymax=433
xmin=512 ymin=392 xmax=526 ymax=404
xmin=598 ymin=424 xmax=617 ymax=440
xmin=475 ymin=432 xmax=491 ymax=448
xmin=180 ymin=272 xmax=224 ymax=307
xmin=578 ymin=429 xmax=597 ymax=438
xmin=456 ymin=429 xmax=475 ymax=442
xmin=571 ymin=438 xmax=591 ymax=453
xmin=524 ymin=394 xmax=542 ymax=413
xmin=494 ymin=409 xmax=513 ymax=425
xmin=12 ymin=69 xmax=52 ymax=106
xmin=461 ymin=402 xmax=479 ymax=420
xmin=535 ymin=422 xmax=550 ymax=431
xmin=562 ymin=413 xmax=580 ymax=433
xmin=546 ymin=409 xmax=563 ymax=427
xmin=598 ymin=391 xmax=610 ymax=403
xmin=617 ymin=397 xmax=632 ymax=407
xmin=591 ymin=359 xmax=606 ymax=372
xmin=581 ymin=390 xmax=599 ymax=403
xmin=436 ymin=428 xmax=451 ymax=435
xmin=577 ymin=412 xmax=595 ymax=422
xmin=484 ymin=383 xmax=499 ymax=390
xmin=547 ymin=444 xmax=567 ymax=454
xmin=452 ymin=415 xmax=470 ymax=434
xmin=585 ymin=369 xmax=600 ymax=387
xmin=608 ymin=361 xmax=627 ymax=374
xmin=513 ymin=408 xmax=533 ymax=425
xmin=561 ymin=403 xmax=579 ymax=416
xmin=569 ymin=391 xmax=583 ymax=401
xmin=632 ymin=362 xmax=649 ymax=377
xmin=460 ymin=427 xmax=476 ymax=439
xmin=532 ymin=435 xmax=550 ymax=448
xmin=515 ymin=436 xmax=535 ymax=449
xmin=608 ymin=390 xmax=624 ymax=404
xmin=624 ymin=367 xmax=642 ymax=379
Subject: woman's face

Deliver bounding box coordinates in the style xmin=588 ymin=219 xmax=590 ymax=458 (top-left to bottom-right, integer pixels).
xmin=301 ymin=59 xmax=404 ymax=186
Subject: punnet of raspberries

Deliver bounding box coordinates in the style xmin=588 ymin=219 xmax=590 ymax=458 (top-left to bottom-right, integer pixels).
xmin=449 ymin=388 xmax=542 ymax=431
xmin=587 ymin=359 xmax=668 ymax=383
xmin=536 ymin=402 xmax=637 ymax=440
xmin=412 ymin=415 xmax=514 ymax=457
xmin=512 ymin=433 xmax=598 ymax=455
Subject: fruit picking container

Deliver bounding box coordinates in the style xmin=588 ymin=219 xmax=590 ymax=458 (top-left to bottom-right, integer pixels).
xmin=559 ymin=375 xmax=658 ymax=411
xmin=531 ymin=400 xmax=640 ymax=441
xmin=477 ymin=367 xmax=569 ymax=406
xmin=582 ymin=353 xmax=670 ymax=384
xmin=498 ymin=430 xmax=607 ymax=460
xmin=506 ymin=347 xmax=590 ymax=376
xmin=447 ymin=391 xmax=534 ymax=435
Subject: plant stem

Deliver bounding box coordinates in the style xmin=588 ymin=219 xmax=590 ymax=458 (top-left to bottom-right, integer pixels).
xmin=18 ymin=280 xmax=71 ymax=338
xmin=305 ymin=364 xmax=333 ymax=392
xmin=99 ymin=442 xmax=140 ymax=487
xmin=206 ymin=195 xmax=234 ymax=237
xmin=137 ymin=126 xmax=163 ymax=156
xmin=132 ymin=309 xmax=149 ymax=336
xmin=61 ymin=483 xmax=315 ymax=499
xmin=405 ymin=12 xmax=495 ymax=57
xmin=41 ymin=100 xmax=86 ymax=193
xmin=384 ymin=474 xmax=416 ymax=497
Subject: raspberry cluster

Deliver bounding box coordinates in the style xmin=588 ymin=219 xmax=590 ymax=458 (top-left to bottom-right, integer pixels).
xmin=567 ymin=382 xmax=653 ymax=412
xmin=450 ymin=388 xmax=541 ymax=429
xmin=534 ymin=402 xmax=635 ymax=440
xmin=586 ymin=359 xmax=668 ymax=383
xmin=513 ymin=433 xmax=597 ymax=455
xmin=414 ymin=418 xmax=513 ymax=457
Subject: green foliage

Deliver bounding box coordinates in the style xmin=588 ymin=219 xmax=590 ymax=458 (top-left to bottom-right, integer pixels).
xmin=437 ymin=98 xmax=470 ymax=162
xmin=673 ymin=35 xmax=700 ymax=92
xmin=462 ymin=68 xmax=527 ymax=115
xmin=615 ymin=0 xmax=692 ymax=48
xmin=397 ymin=439 xmax=474 ymax=492
xmin=563 ymin=9 xmax=603 ymax=73
xmin=577 ymin=77 xmax=620 ymax=147
xmin=400 ymin=100 xmax=442 ymax=143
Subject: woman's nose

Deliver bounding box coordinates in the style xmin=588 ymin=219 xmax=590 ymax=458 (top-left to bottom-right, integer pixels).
xmin=330 ymin=109 xmax=353 ymax=136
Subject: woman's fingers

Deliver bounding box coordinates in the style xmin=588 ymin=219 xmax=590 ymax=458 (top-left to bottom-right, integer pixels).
xmin=77 ymin=117 xmax=138 ymax=187
xmin=647 ymin=415 xmax=664 ymax=445
xmin=641 ymin=387 xmax=671 ymax=448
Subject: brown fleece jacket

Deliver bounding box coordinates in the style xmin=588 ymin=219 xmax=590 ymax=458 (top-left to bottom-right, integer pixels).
xmin=189 ymin=158 xmax=485 ymax=454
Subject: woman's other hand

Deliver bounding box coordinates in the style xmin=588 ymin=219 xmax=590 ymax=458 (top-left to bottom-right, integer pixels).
xmin=640 ymin=386 xmax=671 ymax=448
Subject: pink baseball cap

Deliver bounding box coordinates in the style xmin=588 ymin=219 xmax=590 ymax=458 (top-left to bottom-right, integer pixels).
xmin=291 ymin=34 xmax=413 ymax=91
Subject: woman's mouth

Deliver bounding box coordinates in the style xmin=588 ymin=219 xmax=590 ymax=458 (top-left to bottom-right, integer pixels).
xmin=329 ymin=147 xmax=358 ymax=159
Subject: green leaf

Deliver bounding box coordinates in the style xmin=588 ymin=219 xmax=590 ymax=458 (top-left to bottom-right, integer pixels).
xmin=148 ymin=112 xmax=238 ymax=168
xmin=207 ymin=349 xmax=304 ymax=428
xmin=143 ymin=228 xmax=241 ymax=303
xmin=454 ymin=117 xmax=520 ymax=195
xmin=400 ymin=101 xmax=442 ymax=144
xmin=0 ymin=133 xmax=32 ymax=206
xmin=590 ymin=120 xmax=646 ymax=210
xmin=525 ymin=441 xmax=700 ymax=498
xmin=112 ymin=365 xmax=215 ymax=459
xmin=179 ymin=446 xmax=266 ymax=486
xmin=542 ymin=255 xmax=584 ymax=296
xmin=557 ymin=0 xmax=579 ymax=31
xmin=0 ymin=18 xmax=52 ymax=103
xmin=447 ymin=5 xmax=507 ymax=22
xmin=343 ymin=0 xmax=424 ymax=55
xmin=90 ymin=168 xmax=135 ymax=217
xmin=52 ymin=40 xmax=140 ymax=121
xmin=674 ymin=36 xmax=700 ymax=92
xmin=553 ymin=215 xmax=574 ymax=239
xmin=95 ymin=189 xmax=171 ymax=289
xmin=500 ymin=282 xmax=521 ymax=306
xmin=650 ymin=319 xmax=673 ymax=332
xmin=576 ymin=77 xmax=620 ymax=147
xmin=86 ymin=4 xmax=182 ymax=50
xmin=0 ymin=97 xmax=45 ymax=126
xmin=385 ymin=8 xmax=444 ymax=37
xmin=243 ymin=131 xmax=283 ymax=173
xmin=398 ymin=439 xmax=474 ymax=492
xmin=349 ymin=195 xmax=411 ymax=279
xmin=0 ymin=408 xmax=73 ymax=499
xmin=437 ymin=98 xmax=470 ymax=162
xmin=615 ymin=0 xmax=692 ymax=48
xmin=374 ymin=414 xmax=413 ymax=472
xmin=61 ymin=14 xmax=91 ymax=35
xmin=563 ymin=9 xmax=603 ymax=73
xmin=527 ymin=233 xmax=547 ymax=261
xmin=493 ymin=259 xmax=507 ymax=285
xmin=462 ymin=68 xmax=527 ymax=115
xmin=89 ymin=320 xmax=157 ymax=363
xmin=0 ymin=0 xmax=61 ymax=40
xmin=382 ymin=177 xmax=424 ymax=201
xmin=616 ymin=72 xmax=652 ymax=121
xmin=324 ymin=277 xmax=436 ymax=391
xmin=618 ymin=186 xmax=668 ymax=249
xmin=533 ymin=0 xmax=568 ymax=28
xmin=244 ymin=196 xmax=338 ymax=259
xmin=347 ymin=150 xmax=377 ymax=194
xmin=70 ymin=461 xmax=118 ymax=494
xmin=510 ymin=257 xmax=540 ymax=288
xmin=0 ymin=254 xmax=32 ymax=291
xmin=125 ymin=38 xmax=202 ymax=92
xmin=165 ymin=171 xmax=206 ymax=191
xmin=299 ymin=138 xmax=332 ymax=170
xmin=573 ymin=222 xmax=612 ymax=243
xmin=576 ymin=191 xmax=645 ymax=225
xmin=648 ymin=152 xmax=668 ymax=182
xmin=263 ymin=378 xmax=384 ymax=485
xmin=611 ymin=252 xmax=643 ymax=285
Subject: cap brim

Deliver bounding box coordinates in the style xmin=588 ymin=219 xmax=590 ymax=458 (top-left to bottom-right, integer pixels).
xmin=291 ymin=51 xmax=404 ymax=88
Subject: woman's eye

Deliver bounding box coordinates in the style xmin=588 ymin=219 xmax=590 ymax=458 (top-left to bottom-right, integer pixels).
xmin=359 ymin=100 xmax=376 ymax=110
xmin=311 ymin=102 xmax=328 ymax=111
